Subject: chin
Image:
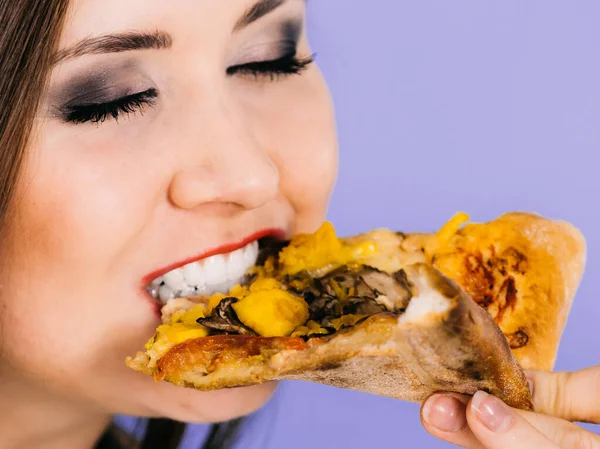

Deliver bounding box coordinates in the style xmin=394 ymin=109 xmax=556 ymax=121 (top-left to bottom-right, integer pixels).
xmin=138 ymin=379 xmax=279 ymax=423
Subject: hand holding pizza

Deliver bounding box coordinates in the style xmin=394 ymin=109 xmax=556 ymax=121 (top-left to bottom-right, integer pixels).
xmin=421 ymin=366 xmax=600 ymax=448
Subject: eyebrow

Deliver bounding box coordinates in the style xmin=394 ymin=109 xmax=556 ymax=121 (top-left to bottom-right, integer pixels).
xmin=53 ymin=30 xmax=172 ymax=65
xmin=234 ymin=0 xmax=288 ymax=32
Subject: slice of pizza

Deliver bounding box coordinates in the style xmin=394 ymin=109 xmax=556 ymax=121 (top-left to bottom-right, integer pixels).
xmin=126 ymin=212 xmax=586 ymax=410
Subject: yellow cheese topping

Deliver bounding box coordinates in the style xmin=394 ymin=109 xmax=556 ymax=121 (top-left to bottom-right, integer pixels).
xmin=277 ymin=221 xmax=377 ymax=276
xmin=144 ymin=305 xmax=209 ymax=360
xmin=291 ymin=320 xmax=330 ymax=338
xmin=425 ymin=212 xmax=470 ymax=256
xmin=146 ymin=323 xmax=209 ymax=351
xmin=170 ymin=305 xmax=209 ymax=327
xmin=437 ymin=212 xmax=470 ymax=242
xmin=232 ymin=289 xmax=309 ymax=337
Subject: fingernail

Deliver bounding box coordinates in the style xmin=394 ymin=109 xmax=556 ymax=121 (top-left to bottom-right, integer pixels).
xmin=524 ymin=372 xmax=535 ymax=397
xmin=422 ymin=394 xmax=467 ymax=433
xmin=471 ymin=391 xmax=515 ymax=433
xmin=527 ymin=378 xmax=534 ymax=396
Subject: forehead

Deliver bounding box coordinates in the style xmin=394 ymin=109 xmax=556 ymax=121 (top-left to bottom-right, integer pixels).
xmin=60 ymin=1 xmax=230 ymax=42
xmin=60 ymin=0 xmax=301 ymax=48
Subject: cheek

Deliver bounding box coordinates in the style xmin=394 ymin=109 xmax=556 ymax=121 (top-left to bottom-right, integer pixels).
xmin=0 ymin=131 xmax=159 ymax=369
xmin=16 ymin=129 xmax=158 ymax=274
xmin=249 ymin=70 xmax=339 ymax=233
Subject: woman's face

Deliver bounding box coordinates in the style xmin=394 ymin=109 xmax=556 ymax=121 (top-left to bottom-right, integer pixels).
xmin=0 ymin=0 xmax=337 ymax=423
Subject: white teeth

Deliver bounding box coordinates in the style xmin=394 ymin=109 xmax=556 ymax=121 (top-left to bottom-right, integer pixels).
xmin=162 ymin=269 xmax=186 ymax=291
xmin=149 ymin=240 xmax=261 ymax=303
xmin=227 ymin=248 xmax=248 ymax=281
xmin=244 ymin=241 xmax=259 ymax=264
xmin=203 ymin=279 xmax=237 ymax=297
xmin=182 ymin=262 xmax=205 ymax=287
xmin=150 ymin=277 xmax=162 ymax=287
xmin=202 ymin=254 xmax=229 ymax=286
xmin=147 ymin=285 xmax=159 ymax=298
xmin=158 ymin=284 xmax=176 ymax=301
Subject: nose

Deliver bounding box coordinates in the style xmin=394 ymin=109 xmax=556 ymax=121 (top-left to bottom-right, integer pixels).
xmin=168 ymin=101 xmax=279 ymax=212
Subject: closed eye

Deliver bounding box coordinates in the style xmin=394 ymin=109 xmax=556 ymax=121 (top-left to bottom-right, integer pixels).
xmin=227 ymin=52 xmax=314 ymax=80
xmin=62 ymin=88 xmax=158 ymax=124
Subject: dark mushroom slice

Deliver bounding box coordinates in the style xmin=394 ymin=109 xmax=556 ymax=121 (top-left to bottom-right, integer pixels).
xmin=344 ymin=296 xmax=388 ymax=316
xmin=315 ymin=265 xmax=413 ymax=313
xmin=307 ymin=295 xmax=344 ymax=322
xmin=284 ymin=265 xmax=416 ymax=335
xmin=317 ymin=267 xmax=361 ymax=298
xmin=196 ymin=297 xmax=257 ymax=336
xmin=283 ymin=271 xmax=321 ymax=299
xmin=359 ymin=267 xmax=413 ymax=313
xmin=353 ymin=276 xmax=377 ymax=298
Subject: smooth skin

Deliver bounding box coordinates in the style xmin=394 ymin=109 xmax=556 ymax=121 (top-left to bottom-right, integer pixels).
xmin=421 ymin=366 xmax=600 ymax=448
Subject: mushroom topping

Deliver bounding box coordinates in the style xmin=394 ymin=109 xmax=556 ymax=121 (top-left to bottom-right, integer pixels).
xmin=346 ymin=296 xmax=388 ymax=315
xmin=196 ymin=297 xmax=257 ymax=336
xmin=360 ymin=267 xmax=413 ymax=312
xmin=314 ymin=265 xmax=413 ymax=313
xmin=307 ymin=295 xmax=343 ymax=322
xmin=280 ymin=265 xmax=414 ymax=334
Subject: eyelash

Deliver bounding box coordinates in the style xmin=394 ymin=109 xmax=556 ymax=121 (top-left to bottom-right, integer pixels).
xmin=64 ymin=89 xmax=159 ymax=125
xmin=63 ymin=53 xmax=315 ymax=125
xmin=227 ymin=52 xmax=314 ymax=79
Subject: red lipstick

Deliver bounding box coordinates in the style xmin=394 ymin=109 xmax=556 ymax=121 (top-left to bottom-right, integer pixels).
xmin=142 ymin=228 xmax=285 ymax=287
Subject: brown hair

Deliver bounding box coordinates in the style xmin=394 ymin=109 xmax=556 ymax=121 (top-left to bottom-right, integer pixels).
xmin=0 ymin=1 xmax=245 ymax=448
xmin=0 ymin=0 xmax=68 ymax=224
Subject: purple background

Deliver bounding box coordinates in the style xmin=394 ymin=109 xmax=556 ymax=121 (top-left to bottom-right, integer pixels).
xmin=121 ymin=1 xmax=600 ymax=447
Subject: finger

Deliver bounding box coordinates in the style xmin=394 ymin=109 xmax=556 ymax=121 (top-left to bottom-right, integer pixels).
xmin=518 ymin=409 xmax=600 ymax=449
xmin=526 ymin=366 xmax=600 ymax=423
xmin=423 ymin=392 xmax=600 ymax=449
xmin=421 ymin=393 xmax=486 ymax=449
xmin=466 ymin=391 xmax=559 ymax=449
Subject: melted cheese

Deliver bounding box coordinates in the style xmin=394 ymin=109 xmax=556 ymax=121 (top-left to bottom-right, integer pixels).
xmin=144 ymin=305 xmax=209 ymax=360
xmin=170 ymin=305 xmax=209 ymax=326
xmin=278 ymin=221 xmax=377 ymax=276
xmin=291 ymin=320 xmax=330 ymax=337
xmin=233 ymin=289 xmax=309 ymax=337
xmin=425 ymin=212 xmax=470 ymax=257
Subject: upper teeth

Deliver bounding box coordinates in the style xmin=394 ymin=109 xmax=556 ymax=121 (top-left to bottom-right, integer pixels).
xmin=148 ymin=241 xmax=259 ymax=303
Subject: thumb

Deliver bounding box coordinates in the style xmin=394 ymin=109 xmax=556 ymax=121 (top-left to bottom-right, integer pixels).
xmin=526 ymin=365 xmax=600 ymax=424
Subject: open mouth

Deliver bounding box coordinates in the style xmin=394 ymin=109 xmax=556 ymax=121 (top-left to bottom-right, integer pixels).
xmin=146 ymin=240 xmax=261 ymax=304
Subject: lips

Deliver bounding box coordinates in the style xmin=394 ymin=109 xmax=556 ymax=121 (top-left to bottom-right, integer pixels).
xmin=144 ymin=229 xmax=283 ymax=303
